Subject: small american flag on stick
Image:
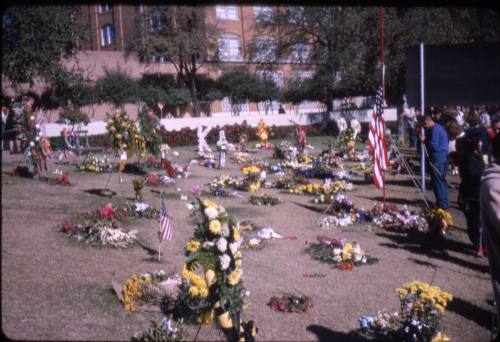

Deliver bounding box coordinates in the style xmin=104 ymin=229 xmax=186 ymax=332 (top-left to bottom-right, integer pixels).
xmin=159 ymin=196 xmax=173 ymax=241
xmin=368 ymin=85 xmax=389 ymax=189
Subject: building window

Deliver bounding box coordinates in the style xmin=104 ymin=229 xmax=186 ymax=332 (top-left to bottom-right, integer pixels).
xmin=291 ymin=43 xmax=310 ymax=63
xmin=287 ymin=6 xmax=304 ymax=24
xmin=218 ymin=35 xmax=241 ymax=61
xmin=216 ymin=6 xmax=238 ymax=20
xmin=256 ymin=70 xmax=284 ymax=89
xmin=153 ymin=54 xmax=167 ymax=63
xmin=98 ymin=4 xmax=112 ymax=14
xmin=292 ymin=70 xmax=315 ymax=81
xmin=100 ymin=24 xmax=115 ymax=46
xmin=254 ymin=6 xmax=273 ymax=23
xmin=149 ymin=8 xmax=167 ymax=33
xmin=255 ymin=37 xmax=277 ymax=62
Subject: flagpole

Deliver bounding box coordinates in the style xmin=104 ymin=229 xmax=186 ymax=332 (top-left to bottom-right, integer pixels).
xmin=380 ymin=7 xmax=387 ymax=204
xmin=158 ymin=191 xmax=162 ymax=262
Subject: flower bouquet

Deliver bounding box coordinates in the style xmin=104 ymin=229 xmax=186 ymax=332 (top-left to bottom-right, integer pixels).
xmin=48 ymin=171 xmax=73 ymax=186
xmin=132 ymin=317 xmax=187 ymax=342
xmin=249 ymin=194 xmax=282 ymax=206
xmin=306 ymin=236 xmax=378 ymax=270
xmin=237 ymin=221 xmax=266 ymax=250
xmin=268 ymin=292 xmax=313 ymax=313
xmin=359 ymin=281 xmax=453 ymax=342
xmin=61 ymin=203 xmax=137 ymax=248
xmin=242 ymin=165 xmax=262 ymax=193
xmin=338 ymin=128 xmax=356 ymax=157
xmin=370 ymin=203 xmax=429 ymax=233
xmin=273 ymin=140 xmax=297 ymax=161
xmin=118 ymin=271 xmax=174 ymax=311
xmin=423 ymin=208 xmax=454 ymax=235
xmin=208 ymin=175 xmax=240 ymax=197
xmin=162 ymin=198 xmax=256 ymax=341
xmin=77 ymin=153 xmax=114 ymax=173
xmin=119 ymin=201 xmax=160 ymax=220
xmin=106 ymin=109 xmax=146 ymax=160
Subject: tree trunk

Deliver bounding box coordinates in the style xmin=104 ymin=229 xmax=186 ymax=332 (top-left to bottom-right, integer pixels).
xmin=189 ymin=74 xmax=200 ymax=117
xmin=326 ymin=89 xmax=334 ymax=112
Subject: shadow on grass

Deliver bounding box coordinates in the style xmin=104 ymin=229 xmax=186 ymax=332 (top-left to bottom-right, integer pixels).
xmin=306 ymin=325 xmax=370 ymax=342
xmin=82 ymin=188 xmax=117 ymax=198
xmin=291 ymin=201 xmax=325 ymax=214
xmin=377 ymin=232 xmax=490 ymax=274
xmin=447 ymin=296 xmax=495 ymax=330
xmin=358 ymin=195 xmax=427 ymax=207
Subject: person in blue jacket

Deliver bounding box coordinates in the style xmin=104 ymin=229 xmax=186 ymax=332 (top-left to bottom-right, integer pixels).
xmin=423 ymin=113 xmax=449 ymax=209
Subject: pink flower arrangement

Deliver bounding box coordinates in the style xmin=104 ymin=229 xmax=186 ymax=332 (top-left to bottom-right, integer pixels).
xmin=99 ymin=203 xmax=116 ymax=220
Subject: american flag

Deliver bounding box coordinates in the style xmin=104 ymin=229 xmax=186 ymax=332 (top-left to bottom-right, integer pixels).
xmin=368 ymin=85 xmax=389 ymax=189
xmin=159 ymin=196 xmax=173 ymax=241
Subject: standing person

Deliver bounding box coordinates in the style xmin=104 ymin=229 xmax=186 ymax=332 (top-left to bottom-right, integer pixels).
xmin=465 ymin=112 xmax=490 ymax=162
xmin=295 ymin=125 xmax=306 ymax=153
xmin=458 ymin=133 xmax=485 ymax=254
xmin=405 ymin=108 xmax=417 ymax=148
xmin=480 ymin=133 xmax=500 ymax=341
xmin=423 ymin=113 xmax=449 ymax=209
xmin=1 ymin=105 xmax=8 ymax=150
xmin=4 ymin=102 xmax=22 ymax=154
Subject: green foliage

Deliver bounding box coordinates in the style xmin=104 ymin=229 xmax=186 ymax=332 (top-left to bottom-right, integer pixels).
xmin=128 ymin=6 xmax=220 ymax=116
xmin=138 ymin=109 xmax=162 ymax=155
xmin=57 ymin=108 xmax=90 ymax=125
xmin=217 ymin=68 xmax=261 ymax=115
xmin=131 ymin=316 xmax=187 ymax=342
xmin=94 ymin=67 xmax=138 ymax=108
xmin=255 ymin=7 xmax=500 ymax=106
xmin=2 ymin=6 xmax=85 ymax=88
xmin=40 ymin=69 xmax=94 ymax=110
xmin=161 ymin=285 xmax=212 ymax=325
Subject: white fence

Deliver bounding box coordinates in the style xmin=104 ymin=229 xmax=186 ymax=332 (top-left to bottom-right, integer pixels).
xmin=41 ymin=108 xmax=397 ymax=137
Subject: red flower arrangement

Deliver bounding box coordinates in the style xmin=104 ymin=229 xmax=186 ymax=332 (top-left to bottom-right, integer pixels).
xmin=268 ymin=293 xmax=313 ymax=313
xmin=61 ymin=219 xmax=76 ymax=233
xmin=49 ymin=172 xmax=72 ymax=186
xmin=339 ymin=262 xmax=354 ymax=271
xmin=144 ymin=173 xmax=161 ymax=186
xmin=99 ymin=203 xmax=116 ymax=220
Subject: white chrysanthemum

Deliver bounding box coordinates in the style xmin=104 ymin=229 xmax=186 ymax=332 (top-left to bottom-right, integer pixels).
xmin=30 ymin=141 xmax=35 ymax=147
xmin=204 ymin=207 xmax=219 ymax=220
xmin=217 ymin=237 xmax=228 ymax=252
xmin=203 ymin=241 xmax=215 ymax=249
xmin=229 ymin=242 xmax=239 ymax=255
xmin=219 ymin=254 xmax=231 ymax=270
xmin=221 ymin=223 xmax=230 ymax=237
xmin=333 ymin=255 xmax=342 ymax=263
xmin=354 ymin=254 xmax=363 ymax=262
xmin=333 ymin=248 xmax=342 ymax=256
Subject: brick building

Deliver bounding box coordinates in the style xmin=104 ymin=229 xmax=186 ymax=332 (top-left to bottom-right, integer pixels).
xmin=74 ymin=4 xmax=324 ymax=120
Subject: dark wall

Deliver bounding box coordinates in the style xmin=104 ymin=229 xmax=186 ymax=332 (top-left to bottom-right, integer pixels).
xmin=406 ymin=42 xmax=500 ymax=107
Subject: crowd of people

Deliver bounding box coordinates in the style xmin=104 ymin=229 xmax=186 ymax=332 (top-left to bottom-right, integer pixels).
xmin=401 ymin=105 xmax=500 ymax=253
xmin=402 ymin=105 xmax=500 ymax=338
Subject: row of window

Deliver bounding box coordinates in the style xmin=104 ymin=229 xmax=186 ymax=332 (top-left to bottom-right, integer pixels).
xmin=99 ymin=22 xmax=311 ymax=62
xmin=216 ymin=5 xmax=299 ymax=23
xmin=218 ymin=35 xmax=310 ymax=63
